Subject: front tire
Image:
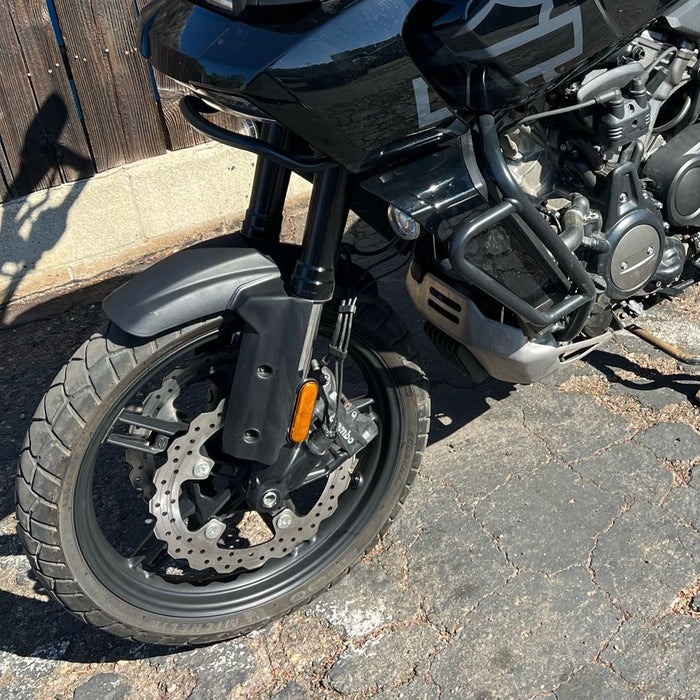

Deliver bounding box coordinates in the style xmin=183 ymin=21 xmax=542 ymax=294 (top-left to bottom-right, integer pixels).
xmin=15 ymin=299 xmax=429 ymax=645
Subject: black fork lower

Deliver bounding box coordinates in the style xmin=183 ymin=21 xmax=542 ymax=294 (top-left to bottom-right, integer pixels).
xmin=219 ymin=120 xmax=352 ymax=467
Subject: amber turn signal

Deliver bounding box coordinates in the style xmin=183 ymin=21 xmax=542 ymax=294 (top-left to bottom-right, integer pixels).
xmin=289 ymin=379 xmax=320 ymax=443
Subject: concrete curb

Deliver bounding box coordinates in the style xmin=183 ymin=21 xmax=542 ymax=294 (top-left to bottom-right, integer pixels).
xmin=0 ymin=142 xmax=311 ymax=316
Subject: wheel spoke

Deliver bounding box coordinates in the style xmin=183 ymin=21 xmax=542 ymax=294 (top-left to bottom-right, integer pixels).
xmin=129 ymin=530 xmax=168 ymax=570
xmin=106 ymin=411 xmax=188 ymax=454
xmin=106 ymin=432 xmax=168 ymax=455
xmin=117 ymin=411 xmax=188 ymax=436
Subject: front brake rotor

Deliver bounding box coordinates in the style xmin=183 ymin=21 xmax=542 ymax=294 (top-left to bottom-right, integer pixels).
xmin=126 ymin=352 xmax=232 ymax=498
xmin=149 ymin=402 xmax=356 ymax=574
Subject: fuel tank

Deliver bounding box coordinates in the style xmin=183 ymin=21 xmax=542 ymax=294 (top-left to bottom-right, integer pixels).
xmin=405 ymin=0 xmax=679 ymax=112
xmin=139 ymin=0 xmax=456 ymax=173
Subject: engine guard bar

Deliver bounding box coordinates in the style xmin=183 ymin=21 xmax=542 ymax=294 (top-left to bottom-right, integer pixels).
xmin=180 ymin=95 xmax=334 ymax=174
xmin=449 ymin=115 xmax=596 ymax=340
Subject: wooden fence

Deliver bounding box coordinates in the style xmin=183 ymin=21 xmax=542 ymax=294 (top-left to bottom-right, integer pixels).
xmin=0 ymin=0 xmax=229 ymax=203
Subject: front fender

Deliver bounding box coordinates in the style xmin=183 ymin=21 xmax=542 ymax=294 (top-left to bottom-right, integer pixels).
xmin=103 ymin=242 xmax=291 ymax=338
xmin=103 ymin=240 xmax=314 ymax=465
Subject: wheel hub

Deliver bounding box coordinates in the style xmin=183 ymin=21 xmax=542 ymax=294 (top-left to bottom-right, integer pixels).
xmin=149 ymin=402 xmax=356 ymax=574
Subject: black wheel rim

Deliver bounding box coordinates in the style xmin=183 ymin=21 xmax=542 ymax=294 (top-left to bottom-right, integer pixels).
xmin=74 ymin=317 xmax=403 ymax=618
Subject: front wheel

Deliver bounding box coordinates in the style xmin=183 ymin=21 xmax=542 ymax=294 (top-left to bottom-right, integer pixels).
xmin=15 ymin=299 xmax=429 ymax=645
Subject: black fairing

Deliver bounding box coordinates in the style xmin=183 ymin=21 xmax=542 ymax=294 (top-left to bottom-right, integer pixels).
xmin=139 ymin=0 xmax=457 ymax=173
xmin=404 ymin=0 xmax=679 ymax=113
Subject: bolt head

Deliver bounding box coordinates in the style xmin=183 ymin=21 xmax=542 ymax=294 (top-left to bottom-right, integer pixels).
xmin=646 ymin=246 xmax=654 ymax=256
xmin=204 ymin=520 xmax=225 ymax=540
xmin=620 ymin=261 xmax=629 ymax=270
xmin=619 ymin=193 xmax=628 ymax=203
xmin=193 ymin=462 xmax=211 ymax=479
xmin=277 ymin=512 xmax=293 ymax=530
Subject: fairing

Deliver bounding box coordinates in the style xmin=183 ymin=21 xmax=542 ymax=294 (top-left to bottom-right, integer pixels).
xmin=404 ymin=0 xmax=679 ymax=112
xmin=139 ymin=0 xmax=456 ymax=172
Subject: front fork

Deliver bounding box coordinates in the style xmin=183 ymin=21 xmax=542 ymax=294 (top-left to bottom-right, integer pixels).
xmin=221 ymin=125 xmax=354 ymax=508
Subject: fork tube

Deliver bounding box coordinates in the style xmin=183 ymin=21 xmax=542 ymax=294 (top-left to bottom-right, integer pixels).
xmin=291 ymin=167 xmax=350 ymax=301
xmin=242 ymin=122 xmax=292 ymax=242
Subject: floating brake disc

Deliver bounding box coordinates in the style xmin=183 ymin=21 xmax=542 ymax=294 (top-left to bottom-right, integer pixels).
xmin=149 ymin=402 xmax=356 ymax=574
xmin=126 ymin=352 xmax=232 ymax=498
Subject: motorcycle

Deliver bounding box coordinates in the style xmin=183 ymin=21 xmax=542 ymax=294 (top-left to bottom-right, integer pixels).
xmin=16 ymin=0 xmax=700 ymax=645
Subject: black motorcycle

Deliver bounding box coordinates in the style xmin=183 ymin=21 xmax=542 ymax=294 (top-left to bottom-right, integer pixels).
xmin=16 ymin=0 xmax=700 ymax=645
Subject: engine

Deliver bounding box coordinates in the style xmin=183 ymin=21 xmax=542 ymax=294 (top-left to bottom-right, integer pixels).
xmin=503 ymin=28 xmax=700 ymax=320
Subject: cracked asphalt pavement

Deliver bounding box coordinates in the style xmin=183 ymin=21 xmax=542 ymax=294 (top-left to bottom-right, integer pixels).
xmin=0 ymin=225 xmax=698 ymax=699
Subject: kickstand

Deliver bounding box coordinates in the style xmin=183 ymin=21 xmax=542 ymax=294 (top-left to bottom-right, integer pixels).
xmin=613 ymin=312 xmax=700 ymax=404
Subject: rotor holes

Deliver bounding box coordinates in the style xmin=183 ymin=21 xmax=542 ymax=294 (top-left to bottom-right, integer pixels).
xmin=200 ymin=549 xmax=206 ymax=555
xmin=170 ymin=499 xmax=176 ymax=505
xmin=204 ymin=560 xmax=210 ymax=565
xmin=194 ymin=426 xmax=200 ymax=432
xmin=210 ymin=424 xmax=215 ymax=429
xmin=165 ymin=531 xmax=171 ymax=537
xmin=170 ymin=518 xmax=176 ymax=524
xmin=217 ymin=556 xmax=223 ymax=562
xmin=173 ymin=458 xmax=179 ymax=464
xmin=175 ymin=548 xmax=181 ymax=553
xmin=187 ymin=549 xmax=193 ymax=555
xmin=186 ymin=537 xmax=193 ymax=543
xmin=328 ymin=507 xmax=333 ymax=511
xmin=311 ymin=524 xmax=316 ymax=529
xmin=176 ymin=535 xmax=182 ymax=540
xmin=174 ymin=469 xmax=179 ymax=475
xmin=224 ymin=564 xmax=231 ymax=570
xmin=297 ymin=527 xmax=303 ymax=532
xmin=282 ymin=548 xmax=288 ymax=553
xmin=165 ymin=490 xmax=170 ymax=495
xmin=270 ymin=547 xmax=275 ymax=552
xmin=237 ymin=559 xmax=243 ymax=564
xmin=314 ymin=513 xmax=320 ymax=518
xmin=330 ymin=495 xmax=335 ymax=500
xmin=290 ymin=537 xmax=296 ymax=542
xmin=154 ymin=503 xmax=160 ymax=508
xmin=187 ymin=450 xmax=193 ymax=456
xmin=189 ymin=439 xmax=196 ymax=444
xmin=174 ymin=446 xmax=181 ymax=451
xmin=260 ymin=556 xmax=265 ymax=561
xmin=161 ymin=480 xmax=167 ymax=485
xmin=162 ymin=512 xmax=167 ymax=517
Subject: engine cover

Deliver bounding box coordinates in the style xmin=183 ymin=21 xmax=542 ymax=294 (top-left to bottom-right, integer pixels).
xmin=645 ymin=123 xmax=700 ymax=228
xmin=599 ymin=212 xmax=666 ymax=299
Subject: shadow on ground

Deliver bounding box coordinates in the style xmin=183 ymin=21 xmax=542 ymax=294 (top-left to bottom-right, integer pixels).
xmin=0 ymin=228 xmax=697 ymax=683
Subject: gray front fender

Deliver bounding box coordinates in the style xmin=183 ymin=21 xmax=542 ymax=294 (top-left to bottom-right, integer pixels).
xmin=103 ymin=244 xmax=285 ymax=338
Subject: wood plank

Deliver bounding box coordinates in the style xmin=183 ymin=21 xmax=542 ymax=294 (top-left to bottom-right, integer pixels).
xmin=7 ymin=0 xmax=95 ymax=184
xmin=0 ymin=138 xmax=12 ymax=201
xmin=53 ymin=0 xmax=167 ymax=171
xmin=0 ymin=6 xmax=60 ymax=196
xmin=152 ymin=72 xmax=208 ymax=151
